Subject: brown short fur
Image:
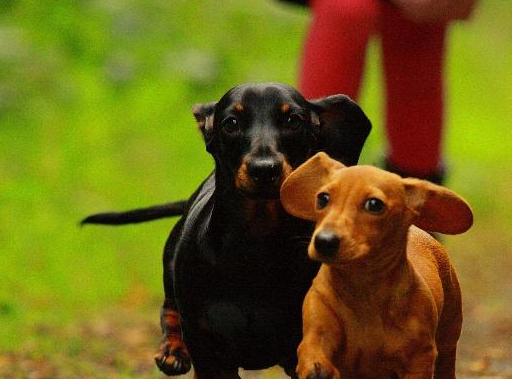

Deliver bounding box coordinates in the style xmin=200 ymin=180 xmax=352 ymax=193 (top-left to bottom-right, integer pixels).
xmin=280 ymin=152 xmax=473 ymax=379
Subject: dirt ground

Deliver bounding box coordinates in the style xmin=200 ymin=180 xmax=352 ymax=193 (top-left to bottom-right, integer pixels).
xmin=2 ymin=220 xmax=511 ymax=379
xmin=0 ymin=299 xmax=510 ymax=379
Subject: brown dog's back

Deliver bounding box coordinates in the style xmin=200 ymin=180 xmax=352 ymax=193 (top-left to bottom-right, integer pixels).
xmin=408 ymin=227 xmax=463 ymax=379
xmin=407 ymin=226 xmax=463 ymax=346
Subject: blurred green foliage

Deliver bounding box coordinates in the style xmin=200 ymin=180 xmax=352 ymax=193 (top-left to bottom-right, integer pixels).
xmin=0 ymin=0 xmax=312 ymax=353
xmin=0 ymin=0 xmax=511 ymax=365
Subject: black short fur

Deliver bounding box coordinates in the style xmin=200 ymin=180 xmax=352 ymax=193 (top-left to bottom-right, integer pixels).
xmin=83 ymin=83 xmax=371 ymax=378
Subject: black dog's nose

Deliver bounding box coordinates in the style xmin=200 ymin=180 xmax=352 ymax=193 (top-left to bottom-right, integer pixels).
xmin=247 ymin=157 xmax=282 ymax=183
xmin=314 ymin=230 xmax=341 ymax=257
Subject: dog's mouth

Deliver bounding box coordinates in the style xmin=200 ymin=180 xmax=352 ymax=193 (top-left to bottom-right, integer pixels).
xmin=235 ymin=171 xmax=288 ymax=202
xmin=309 ymin=250 xmax=352 ymax=265
xmin=309 ymin=244 xmax=369 ymax=265
xmin=237 ymin=187 xmax=281 ymax=201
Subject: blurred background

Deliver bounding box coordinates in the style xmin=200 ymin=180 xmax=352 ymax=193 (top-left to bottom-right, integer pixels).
xmin=0 ymin=0 xmax=511 ymax=378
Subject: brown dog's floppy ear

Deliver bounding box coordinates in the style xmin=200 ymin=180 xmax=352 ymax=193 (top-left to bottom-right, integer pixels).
xmin=281 ymin=152 xmax=345 ymax=221
xmin=403 ymin=178 xmax=473 ymax=235
xmin=192 ymin=101 xmax=217 ymax=151
xmin=308 ymin=95 xmax=372 ymax=166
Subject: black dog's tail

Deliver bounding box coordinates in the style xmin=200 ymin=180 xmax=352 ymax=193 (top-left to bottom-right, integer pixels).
xmin=80 ymin=201 xmax=187 ymax=226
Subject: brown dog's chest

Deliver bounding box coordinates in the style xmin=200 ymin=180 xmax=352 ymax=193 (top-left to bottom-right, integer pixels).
xmin=336 ymin=317 xmax=418 ymax=378
xmin=326 ymin=282 xmax=437 ymax=378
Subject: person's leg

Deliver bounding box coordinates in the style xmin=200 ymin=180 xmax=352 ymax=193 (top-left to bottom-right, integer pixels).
xmin=299 ymin=0 xmax=380 ymax=99
xmin=381 ymin=4 xmax=447 ymax=183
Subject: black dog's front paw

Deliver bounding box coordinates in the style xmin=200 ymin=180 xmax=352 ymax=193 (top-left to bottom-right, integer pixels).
xmin=154 ymin=335 xmax=191 ymax=376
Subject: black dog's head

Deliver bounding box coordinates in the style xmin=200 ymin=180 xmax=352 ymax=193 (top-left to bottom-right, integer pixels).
xmin=193 ymin=83 xmax=371 ymax=200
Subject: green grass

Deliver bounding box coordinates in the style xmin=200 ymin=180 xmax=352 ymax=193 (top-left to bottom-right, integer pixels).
xmin=0 ymin=0 xmax=511 ymax=377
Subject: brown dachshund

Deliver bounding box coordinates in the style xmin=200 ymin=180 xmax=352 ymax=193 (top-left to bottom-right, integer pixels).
xmin=280 ymin=152 xmax=473 ymax=379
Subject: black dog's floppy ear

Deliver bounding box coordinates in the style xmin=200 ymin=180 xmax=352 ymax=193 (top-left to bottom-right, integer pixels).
xmin=192 ymin=101 xmax=217 ymax=148
xmin=309 ymin=95 xmax=371 ymax=166
xmin=281 ymin=152 xmax=345 ymax=221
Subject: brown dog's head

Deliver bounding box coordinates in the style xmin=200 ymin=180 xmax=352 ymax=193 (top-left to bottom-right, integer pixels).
xmin=280 ymin=152 xmax=473 ymax=263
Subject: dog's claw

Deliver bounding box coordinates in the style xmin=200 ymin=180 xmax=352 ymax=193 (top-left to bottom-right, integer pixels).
xmin=154 ymin=344 xmax=191 ymax=376
xmin=171 ymin=359 xmax=182 ymax=372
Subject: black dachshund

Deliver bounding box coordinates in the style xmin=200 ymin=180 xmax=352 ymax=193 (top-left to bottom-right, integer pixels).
xmin=82 ymin=83 xmax=371 ymax=378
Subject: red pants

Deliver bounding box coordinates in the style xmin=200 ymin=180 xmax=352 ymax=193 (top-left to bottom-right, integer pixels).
xmin=299 ymin=0 xmax=447 ymax=177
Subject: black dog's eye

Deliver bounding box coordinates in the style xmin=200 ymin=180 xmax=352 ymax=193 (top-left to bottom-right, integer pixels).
xmin=284 ymin=114 xmax=302 ymax=131
xmin=222 ymin=117 xmax=240 ymax=134
xmin=316 ymin=192 xmax=330 ymax=210
xmin=364 ymin=198 xmax=386 ymax=215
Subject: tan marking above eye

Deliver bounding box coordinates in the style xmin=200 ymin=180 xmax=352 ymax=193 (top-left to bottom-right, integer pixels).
xmin=235 ymin=103 xmax=244 ymax=112
xmin=281 ymin=103 xmax=290 ymax=113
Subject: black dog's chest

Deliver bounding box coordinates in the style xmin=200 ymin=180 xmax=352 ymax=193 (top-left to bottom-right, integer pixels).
xmin=215 ymin=242 xmax=294 ymax=287
xmin=195 ymin=233 xmax=312 ymax=302
xmin=176 ymin=226 xmax=317 ymax=370
xmin=196 ymin=256 xmax=307 ymax=370
xmin=200 ymin=295 xmax=300 ymax=369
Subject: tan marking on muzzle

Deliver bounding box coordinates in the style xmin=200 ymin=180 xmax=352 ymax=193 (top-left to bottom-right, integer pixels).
xmin=235 ymin=156 xmax=253 ymax=192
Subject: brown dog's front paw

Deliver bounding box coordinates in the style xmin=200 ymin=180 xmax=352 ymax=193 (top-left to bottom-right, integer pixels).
xmin=154 ymin=334 xmax=191 ymax=376
xmin=302 ymin=362 xmax=339 ymax=379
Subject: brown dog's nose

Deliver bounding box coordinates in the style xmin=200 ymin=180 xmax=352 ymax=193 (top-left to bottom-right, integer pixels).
xmin=247 ymin=157 xmax=282 ymax=184
xmin=314 ymin=230 xmax=341 ymax=257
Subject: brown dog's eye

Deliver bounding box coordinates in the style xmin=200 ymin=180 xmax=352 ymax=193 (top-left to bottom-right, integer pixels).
xmin=284 ymin=114 xmax=302 ymax=131
xmin=364 ymin=198 xmax=385 ymax=215
xmin=222 ymin=117 xmax=240 ymax=134
xmin=316 ymin=192 xmax=330 ymax=210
